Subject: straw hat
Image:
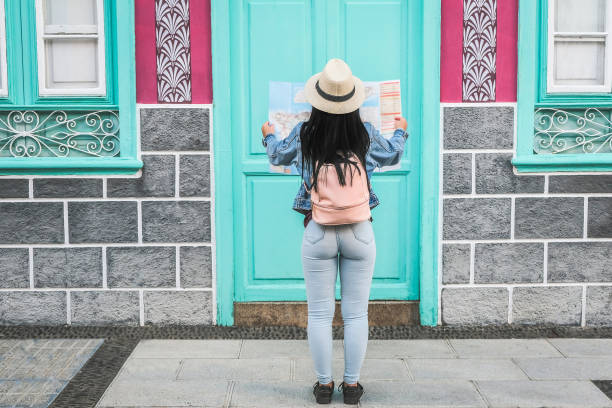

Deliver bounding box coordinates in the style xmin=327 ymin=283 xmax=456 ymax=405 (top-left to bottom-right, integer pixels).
xmin=304 ymin=58 xmax=365 ymax=114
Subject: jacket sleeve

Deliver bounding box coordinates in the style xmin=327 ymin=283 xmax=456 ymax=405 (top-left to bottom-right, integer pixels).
xmin=262 ymin=122 xmax=301 ymax=166
xmin=366 ymin=122 xmax=408 ymax=168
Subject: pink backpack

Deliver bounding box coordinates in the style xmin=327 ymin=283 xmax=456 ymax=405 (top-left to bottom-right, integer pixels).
xmin=303 ymin=153 xmax=371 ymax=225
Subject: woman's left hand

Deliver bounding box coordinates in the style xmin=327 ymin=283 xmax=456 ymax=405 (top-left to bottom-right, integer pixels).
xmin=261 ymin=121 xmax=275 ymax=138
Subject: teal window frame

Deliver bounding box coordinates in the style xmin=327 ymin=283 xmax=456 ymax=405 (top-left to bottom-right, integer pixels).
xmin=0 ymin=0 xmax=141 ymax=175
xmin=514 ymin=0 xmax=612 ymax=172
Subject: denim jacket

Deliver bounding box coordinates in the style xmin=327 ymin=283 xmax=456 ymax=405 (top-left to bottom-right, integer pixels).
xmin=262 ymin=121 xmax=409 ymax=215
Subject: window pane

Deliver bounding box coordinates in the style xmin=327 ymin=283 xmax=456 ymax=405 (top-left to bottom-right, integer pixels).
xmin=44 ymin=0 xmax=97 ymax=26
xmin=45 ymin=39 xmax=99 ymax=89
xmin=555 ymin=0 xmax=605 ymax=32
xmin=554 ymin=40 xmax=606 ymax=85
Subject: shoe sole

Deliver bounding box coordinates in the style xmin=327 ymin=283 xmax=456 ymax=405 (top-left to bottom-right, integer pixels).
xmin=315 ymin=394 xmax=333 ymax=404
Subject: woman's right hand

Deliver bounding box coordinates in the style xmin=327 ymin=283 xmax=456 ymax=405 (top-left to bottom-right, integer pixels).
xmin=394 ymin=116 xmax=408 ymax=131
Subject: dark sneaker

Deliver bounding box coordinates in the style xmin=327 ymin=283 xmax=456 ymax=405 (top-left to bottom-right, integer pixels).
xmin=338 ymin=381 xmax=364 ymax=405
xmin=312 ymin=380 xmax=334 ymax=404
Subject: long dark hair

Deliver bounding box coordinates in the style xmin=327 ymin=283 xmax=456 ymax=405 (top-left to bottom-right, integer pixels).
xmin=300 ymin=106 xmax=371 ymax=193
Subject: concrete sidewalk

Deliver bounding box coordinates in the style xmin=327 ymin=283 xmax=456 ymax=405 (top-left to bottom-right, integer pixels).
xmin=96 ymin=338 xmax=612 ymax=407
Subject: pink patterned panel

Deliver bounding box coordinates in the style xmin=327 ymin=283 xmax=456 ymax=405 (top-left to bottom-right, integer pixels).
xmin=156 ymin=0 xmax=192 ymax=103
xmin=462 ymin=0 xmax=497 ymax=102
xmin=190 ymin=0 xmax=212 ymax=103
xmin=135 ymin=0 xmax=157 ymax=103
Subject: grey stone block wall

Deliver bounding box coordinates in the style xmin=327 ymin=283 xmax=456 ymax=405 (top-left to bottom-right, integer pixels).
xmin=0 ymin=107 xmax=214 ymax=326
xmin=441 ymin=106 xmax=612 ymax=327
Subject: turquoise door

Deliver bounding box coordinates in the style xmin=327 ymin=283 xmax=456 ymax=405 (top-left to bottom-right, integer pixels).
xmin=227 ymin=0 xmax=422 ymax=303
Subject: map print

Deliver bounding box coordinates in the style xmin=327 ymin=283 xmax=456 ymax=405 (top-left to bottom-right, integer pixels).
xmin=267 ymin=80 xmax=402 ymax=174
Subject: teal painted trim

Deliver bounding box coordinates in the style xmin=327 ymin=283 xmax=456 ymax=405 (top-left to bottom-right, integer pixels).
xmin=537 ymin=0 xmax=612 ymax=105
xmin=513 ymin=154 xmax=612 ymax=172
xmin=516 ymin=0 xmax=538 ymax=159
xmin=210 ymin=0 xmax=235 ymax=326
xmin=20 ymin=0 xmax=115 ymax=106
xmin=516 ymin=0 xmax=612 ymax=173
xmin=115 ymin=0 xmax=137 ymax=159
xmin=0 ymin=0 xmax=24 ymax=105
xmin=0 ymin=157 xmax=142 ymax=175
xmin=0 ymin=0 xmax=139 ymax=175
xmin=418 ymin=0 xmax=441 ymax=326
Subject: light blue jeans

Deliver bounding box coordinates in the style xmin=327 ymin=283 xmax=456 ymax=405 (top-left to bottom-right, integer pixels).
xmin=301 ymin=219 xmax=376 ymax=385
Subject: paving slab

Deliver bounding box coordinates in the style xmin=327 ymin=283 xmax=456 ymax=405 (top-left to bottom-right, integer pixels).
xmin=365 ymin=339 xmax=456 ymax=358
xmin=476 ymin=380 xmax=612 ymax=407
xmin=359 ymin=380 xmax=486 ymax=407
xmin=112 ymin=357 xmax=183 ymax=381
xmin=449 ymin=339 xmax=562 ymax=358
xmin=229 ymin=380 xmax=328 ymax=407
xmin=130 ymin=339 xmax=242 ymax=359
xmin=407 ymin=358 xmax=528 ymax=380
xmin=240 ymin=339 xmax=343 ymax=358
xmin=97 ymin=378 xmax=230 ymax=407
xmin=549 ymin=338 xmax=612 ymax=357
xmin=178 ymin=358 xmax=291 ymax=381
xmin=294 ymin=357 xmax=411 ymax=382
xmin=515 ymin=357 xmax=612 ymax=380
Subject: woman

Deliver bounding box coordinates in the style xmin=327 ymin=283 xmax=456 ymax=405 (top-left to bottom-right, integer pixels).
xmin=261 ymin=58 xmax=408 ymax=405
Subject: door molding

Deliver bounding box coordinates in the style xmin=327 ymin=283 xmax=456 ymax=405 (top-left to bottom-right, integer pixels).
xmin=211 ymin=0 xmax=441 ymax=326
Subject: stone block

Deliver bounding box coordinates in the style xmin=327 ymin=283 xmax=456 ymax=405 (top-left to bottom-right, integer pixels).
xmin=0 ymin=179 xmax=29 ymax=198
xmin=0 ymin=248 xmax=29 ymax=288
xmin=33 ymin=248 xmax=102 ymax=288
xmin=549 ymin=174 xmax=612 ymax=193
xmin=548 ymin=339 xmax=612 ymax=357
xmin=132 ymin=339 xmax=242 ymax=359
xmin=407 ymin=358 xmax=527 ymax=380
xmin=0 ymin=291 xmax=66 ymax=325
xmin=475 ymin=153 xmax=544 ymax=194
xmin=140 ymin=108 xmax=210 ymax=151
xmin=449 ymin=339 xmax=562 ymax=358
xmin=442 ymin=244 xmax=470 ymax=284
xmin=68 ymin=201 xmax=138 ymax=243
xmin=142 ymin=201 xmax=211 ymax=242
xmin=107 ymin=155 xmax=175 ymax=197
xmin=180 ymin=246 xmax=212 ymax=288
xmin=512 ymin=286 xmax=582 ymax=325
xmin=441 ymin=287 xmax=508 ymax=325
xmin=443 ymin=106 xmax=514 ymax=149
xmin=515 ymin=197 xmax=583 ymax=238
xmin=586 ymin=286 xmax=612 ymax=327
xmin=0 ymin=203 xmax=64 ymax=244
xmin=514 ymin=357 xmax=612 ymax=380
xmin=144 ymin=290 xmax=212 ymax=325
xmin=548 ymin=242 xmax=612 ymax=282
xmin=474 ymin=243 xmax=544 ymax=283
xmin=106 ymin=247 xmax=176 ymax=288
xmin=443 ymin=198 xmax=511 ymax=240
xmin=443 ymin=153 xmax=471 ymax=194
xmin=34 ymin=179 xmax=102 ymax=198
xmin=70 ymin=291 xmax=140 ymax=326
xmin=588 ymin=197 xmax=612 ymax=238
xmin=179 ymin=154 xmax=210 ymax=197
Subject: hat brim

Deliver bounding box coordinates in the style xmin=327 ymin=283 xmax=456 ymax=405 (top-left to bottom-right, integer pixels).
xmin=304 ymin=72 xmax=366 ymax=114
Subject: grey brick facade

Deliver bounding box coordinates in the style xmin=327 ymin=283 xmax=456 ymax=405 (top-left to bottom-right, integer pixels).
xmin=441 ymin=106 xmax=612 ymax=327
xmin=0 ymin=107 xmax=214 ymax=326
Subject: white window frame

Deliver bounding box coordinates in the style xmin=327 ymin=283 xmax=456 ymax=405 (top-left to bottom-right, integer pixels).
xmin=547 ymin=0 xmax=612 ymax=93
xmin=35 ymin=0 xmax=106 ymax=96
xmin=0 ymin=1 xmax=8 ymax=98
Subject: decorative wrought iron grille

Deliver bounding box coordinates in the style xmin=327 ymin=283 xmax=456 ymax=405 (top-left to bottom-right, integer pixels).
xmin=534 ymin=108 xmax=612 ymax=154
xmin=0 ymin=110 xmax=120 ymax=158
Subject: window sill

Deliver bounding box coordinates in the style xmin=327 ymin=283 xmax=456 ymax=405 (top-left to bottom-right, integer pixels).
xmin=512 ymin=154 xmax=612 ymax=173
xmin=0 ymin=157 xmax=143 ymax=175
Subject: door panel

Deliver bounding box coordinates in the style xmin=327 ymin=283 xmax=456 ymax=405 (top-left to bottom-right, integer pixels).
xmin=230 ymin=0 xmax=420 ymax=302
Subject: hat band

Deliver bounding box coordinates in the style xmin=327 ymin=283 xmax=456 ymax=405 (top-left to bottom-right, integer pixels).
xmin=315 ymin=80 xmax=355 ymax=102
